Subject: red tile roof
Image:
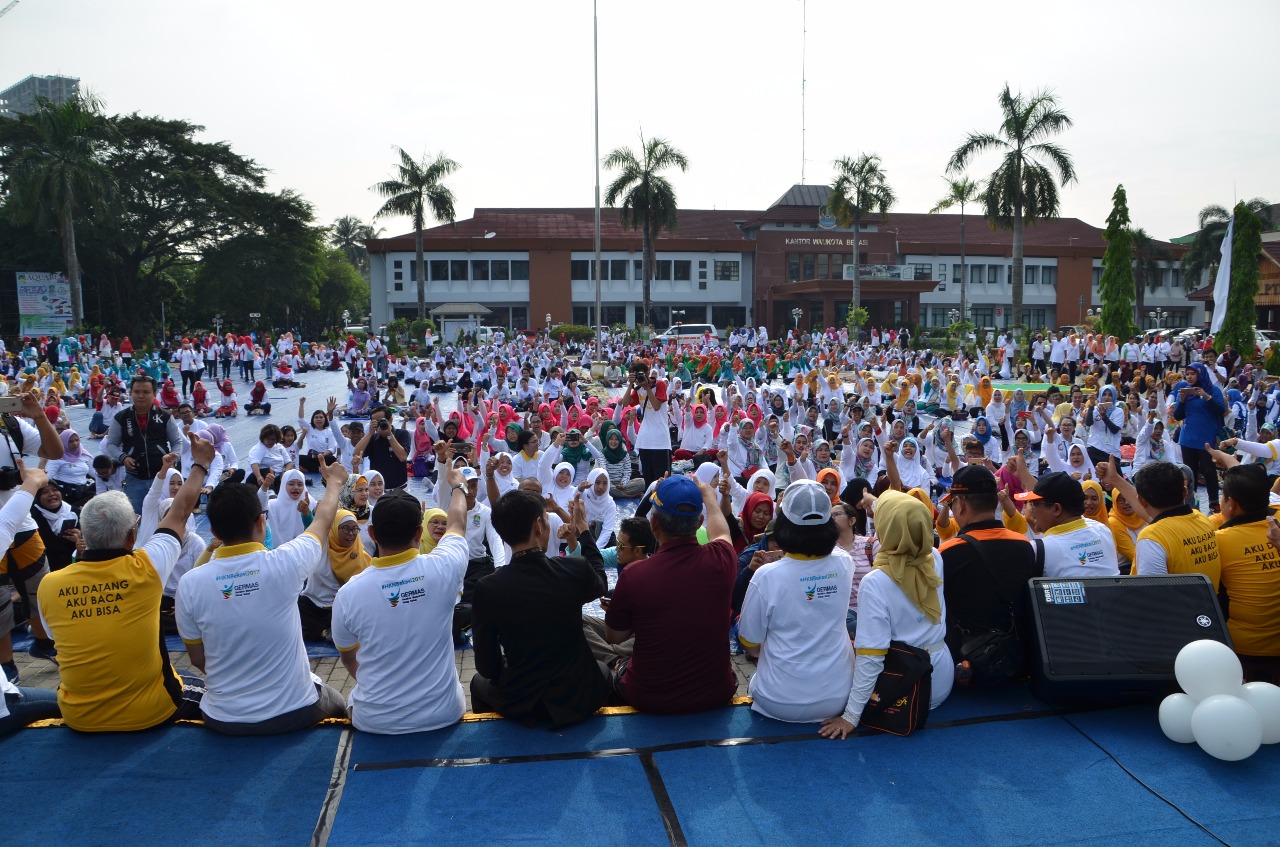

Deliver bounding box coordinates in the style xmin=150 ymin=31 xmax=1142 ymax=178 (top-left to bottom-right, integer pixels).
xmin=389 ymin=208 xmax=757 ymax=243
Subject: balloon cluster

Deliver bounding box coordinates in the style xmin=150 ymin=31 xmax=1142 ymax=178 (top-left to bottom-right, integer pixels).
xmin=1159 ymin=640 xmax=1280 ymax=761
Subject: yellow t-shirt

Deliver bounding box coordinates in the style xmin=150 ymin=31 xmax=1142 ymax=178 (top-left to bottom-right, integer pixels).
xmin=37 ymin=536 xmax=184 ymax=732
xmin=1136 ymin=508 xmax=1221 ymax=590
xmin=1216 ymin=517 xmax=1280 ymax=656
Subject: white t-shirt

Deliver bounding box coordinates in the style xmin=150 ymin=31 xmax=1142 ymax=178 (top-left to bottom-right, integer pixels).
xmin=0 ymin=416 xmax=42 ymax=534
xmin=330 ymin=534 xmax=469 ymax=734
xmin=738 ymin=549 xmax=855 ymax=723
xmin=175 ymin=534 xmax=325 ymax=723
xmin=247 ymin=442 xmax=290 ymax=475
xmin=1039 ymin=518 xmax=1119 ymax=578
xmin=633 ymin=383 xmax=670 ymax=451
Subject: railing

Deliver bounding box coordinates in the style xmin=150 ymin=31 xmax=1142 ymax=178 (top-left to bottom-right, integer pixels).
xmin=841 ymin=264 xmax=933 ymax=282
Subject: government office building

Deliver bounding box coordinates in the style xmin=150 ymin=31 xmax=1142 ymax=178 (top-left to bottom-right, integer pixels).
xmin=367 ymin=185 xmax=1200 ymax=336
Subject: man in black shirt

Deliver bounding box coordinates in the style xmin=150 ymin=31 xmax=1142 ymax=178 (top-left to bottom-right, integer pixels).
xmin=352 ymin=406 xmax=410 ymax=489
xmin=103 ymin=375 xmax=185 ymax=514
xmin=938 ymin=465 xmax=1042 ymax=682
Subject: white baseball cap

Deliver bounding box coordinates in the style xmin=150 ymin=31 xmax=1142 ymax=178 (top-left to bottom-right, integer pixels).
xmin=779 ymin=480 xmax=832 ymax=526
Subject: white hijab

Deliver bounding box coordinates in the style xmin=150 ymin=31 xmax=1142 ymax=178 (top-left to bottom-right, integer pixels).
xmin=550 ymin=461 xmax=576 ymax=510
xmin=581 ymin=467 xmax=614 ymax=524
xmin=268 ymin=468 xmax=313 ymax=546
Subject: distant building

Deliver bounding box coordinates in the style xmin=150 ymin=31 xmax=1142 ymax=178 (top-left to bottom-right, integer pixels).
xmin=0 ymin=74 xmax=80 ymax=119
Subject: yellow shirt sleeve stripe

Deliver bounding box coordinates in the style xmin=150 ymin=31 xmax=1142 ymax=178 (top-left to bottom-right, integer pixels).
xmin=181 ymin=638 xmax=203 ymax=646
xmin=336 ymin=642 xmax=360 ymax=653
xmin=736 ymin=635 xmax=760 ymax=649
xmin=855 ymin=647 xmax=888 ymax=656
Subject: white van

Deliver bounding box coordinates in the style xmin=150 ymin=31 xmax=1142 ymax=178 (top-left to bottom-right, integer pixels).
xmin=651 ymin=323 xmax=719 ymax=347
xmin=474 ymin=326 xmax=505 ymax=345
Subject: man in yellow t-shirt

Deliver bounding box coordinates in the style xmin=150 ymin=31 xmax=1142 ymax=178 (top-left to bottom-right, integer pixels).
xmin=1107 ymin=461 xmax=1221 ymax=589
xmin=1215 ymin=464 xmax=1280 ymax=683
xmin=37 ymin=436 xmax=212 ymax=732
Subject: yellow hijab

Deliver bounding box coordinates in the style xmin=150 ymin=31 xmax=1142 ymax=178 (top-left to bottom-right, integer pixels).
xmin=1081 ymin=480 xmax=1107 ymax=523
xmin=419 ymin=507 xmax=448 ymax=554
xmin=1109 ymin=489 xmax=1146 ymax=531
xmin=328 ymin=509 xmax=371 ymax=583
xmin=871 ymin=491 xmax=942 ymax=624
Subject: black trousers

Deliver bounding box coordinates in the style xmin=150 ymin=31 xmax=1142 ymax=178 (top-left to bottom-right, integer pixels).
xmin=637 ymin=448 xmax=671 ymax=487
xmin=1181 ymin=446 xmax=1219 ymax=507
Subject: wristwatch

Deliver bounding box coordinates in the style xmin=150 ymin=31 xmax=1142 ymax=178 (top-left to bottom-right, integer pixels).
xmin=451 ymin=483 xmax=467 ymax=496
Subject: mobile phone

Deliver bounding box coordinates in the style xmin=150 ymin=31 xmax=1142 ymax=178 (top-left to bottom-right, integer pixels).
xmin=0 ymin=396 xmax=23 ymax=414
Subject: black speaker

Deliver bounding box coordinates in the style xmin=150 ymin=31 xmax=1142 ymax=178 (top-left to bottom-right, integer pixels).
xmin=1028 ymin=574 xmax=1232 ymax=705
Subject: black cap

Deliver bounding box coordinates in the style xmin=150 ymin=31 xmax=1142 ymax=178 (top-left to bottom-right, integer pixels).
xmin=1014 ymin=471 xmax=1085 ymax=513
xmin=370 ymin=489 xmax=423 ymax=539
xmin=949 ymin=465 xmax=998 ymax=498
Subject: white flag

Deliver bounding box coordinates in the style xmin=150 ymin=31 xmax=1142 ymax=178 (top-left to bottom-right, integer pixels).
xmin=1210 ymin=217 xmax=1234 ymax=334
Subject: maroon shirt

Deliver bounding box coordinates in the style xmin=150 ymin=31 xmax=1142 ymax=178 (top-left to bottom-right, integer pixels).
xmin=604 ymin=536 xmax=737 ymax=713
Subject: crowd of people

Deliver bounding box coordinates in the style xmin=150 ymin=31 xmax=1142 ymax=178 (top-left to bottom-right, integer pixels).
xmin=2 ymin=322 xmax=1279 ymax=742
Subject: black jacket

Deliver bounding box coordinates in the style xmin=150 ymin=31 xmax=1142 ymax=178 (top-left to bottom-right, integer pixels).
xmin=471 ymin=532 xmax=609 ymax=727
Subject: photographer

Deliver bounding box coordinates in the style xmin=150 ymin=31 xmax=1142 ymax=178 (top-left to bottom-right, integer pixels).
xmin=352 ymin=405 xmax=410 ymax=490
xmin=623 ymin=365 xmax=672 ymax=487
xmin=0 ymin=390 xmax=66 ymax=679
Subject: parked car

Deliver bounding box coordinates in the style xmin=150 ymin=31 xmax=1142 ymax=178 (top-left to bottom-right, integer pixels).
xmin=651 ymin=323 xmax=720 ymax=347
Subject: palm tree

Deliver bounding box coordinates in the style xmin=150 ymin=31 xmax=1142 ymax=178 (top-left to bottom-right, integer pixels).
xmin=603 ymin=136 xmax=689 ymax=329
xmin=5 ymin=93 xmax=117 ymax=326
xmin=948 ymin=84 xmax=1077 ymax=332
xmin=329 ymin=215 xmax=381 ymax=278
xmin=929 ymin=175 xmax=983 ymax=326
xmin=371 ymin=148 xmax=459 ymax=321
xmin=828 ymin=153 xmax=896 ymax=314
xmin=1181 ymin=199 xmax=1272 ymax=289
xmin=1130 ymin=228 xmax=1172 ymax=327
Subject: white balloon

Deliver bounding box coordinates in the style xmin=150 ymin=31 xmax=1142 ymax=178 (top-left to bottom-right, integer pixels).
xmin=1159 ymin=693 xmax=1198 ymax=743
xmin=1191 ymin=695 xmax=1263 ymax=761
xmin=1174 ymin=640 xmax=1242 ymax=702
xmin=1239 ymin=682 xmax=1280 ymax=744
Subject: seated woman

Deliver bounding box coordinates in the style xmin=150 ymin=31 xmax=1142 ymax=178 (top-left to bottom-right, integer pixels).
xmin=43 ymin=429 xmax=95 ymax=509
xmin=247 ymin=423 xmax=294 ymax=490
xmin=190 ymin=380 xmax=211 ymax=416
xmin=272 ymin=359 xmax=305 ymax=389
xmin=738 ymin=480 xmax=853 ymax=723
xmin=215 ymin=380 xmax=238 ymax=417
xmin=345 ymin=377 xmax=374 ymax=417
xmin=819 ymin=490 xmax=954 ymax=739
xmin=245 ymin=380 xmax=272 ymax=416
xmin=158 ymin=378 xmax=182 ymax=410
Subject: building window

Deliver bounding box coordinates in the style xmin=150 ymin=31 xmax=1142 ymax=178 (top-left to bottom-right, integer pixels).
xmin=673 ymin=260 xmax=692 ymax=281
xmin=893 ymin=302 xmax=904 ymax=324
xmin=634 ymin=259 xmax=643 ymax=279
xmin=699 ymin=260 xmax=707 ymax=269
xmin=472 ymin=260 xmax=489 ymax=281
xmin=711 ymin=306 xmax=746 ymax=328
xmin=970 ymin=264 xmax=983 ymax=285
xmin=1092 ymin=267 xmax=1103 ymax=287
xmin=393 ymin=282 xmax=403 ymax=291
xmin=1172 ymin=268 xmax=1181 ymax=288
xmin=510 ymin=260 xmax=529 ymax=279
xmin=610 ymin=259 xmax=627 ymax=281
xmin=572 ymin=306 xmax=594 ymax=325
xmin=511 ymin=306 xmax=528 ymax=328
xmin=802 ymin=254 xmax=816 ymax=279
xmin=816 ymin=254 xmax=830 ymax=280
xmin=1024 ymin=266 xmax=1039 ymax=285
xmin=429 ymin=260 xmax=448 ymax=281
xmin=393 ymin=259 xmax=403 ymax=269
xmin=602 ymin=306 xmax=626 ymax=326
xmin=393 ymin=271 xmax=403 ymax=281
xmin=1042 ymin=267 xmax=1057 ymax=286
xmin=1026 ymin=308 xmax=1047 ymax=329
xmin=952 ymin=263 xmax=962 ymax=283
xmin=491 ymin=260 xmax=510 ymax=280
xmin=450 ymin=260 xmax=469 ymax=281
xmin=971 ymin=307 xmax=994 ymax=328
xmin=912 ymin=263 xmax=932 ymax=280
xmin=654 ymin=260 xmax=672 ymax=281
xmin=715 ymin=260 xmax=740 ymax=281
xmin=788 ymin=254 xmax=800 ymax=281
xmin=570 ymin=259 xmax=590 ymax=280
xmin=987 ymin=265 xmax=999 ymax=285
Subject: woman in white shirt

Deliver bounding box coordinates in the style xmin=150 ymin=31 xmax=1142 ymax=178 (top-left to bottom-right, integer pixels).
xmin=247 ymin=423 xmax=294 ymax=489
xmin=820 ymin=490 xmax=953 ymax=739
xmin=44 ymin=429 xmax=93 ymax=488
xmin=578 ymin=468 xmax=618 ymax=549
xmin=738 ymin=481 xmax=854 ymax=723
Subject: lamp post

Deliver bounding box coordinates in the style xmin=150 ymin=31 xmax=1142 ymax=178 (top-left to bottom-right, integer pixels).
xmin=545 ymin=312 xmax=552 ymax=336
xmin=213 ymin=314 xmax=222 ymax=337
xmin=671 ymin=309 xmax=685 ymax=325
xmin=1078 ymin=294 xmax=1085 ymax=324
xmin=791 ymin=307 xmax=802 ymax=331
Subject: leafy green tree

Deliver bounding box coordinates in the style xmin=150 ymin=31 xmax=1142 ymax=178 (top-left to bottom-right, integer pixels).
xmin=828 ymin=153 xmax=896 ymax=312
xmin=372 ymin=148 xmax=459 ymax=321
xmin=1215 ymin=202 xmax=1264 ymax=356
xmin=330 ymin=215 xmax=380 ymax=278
xmin=604 ymin=136 xmax=689 ymax=329
xmin=1 ymin=93 xmax=116 ymax=327
xmin=317 ymin=249 xmax=371 ymax=331
xmin=1130 ymin=227 xmax=1172 ymax=327
xmin=1180 ymin=198 xmax=1272 ymax=288
xmin=948 ymin=84 xmax=1077 ymax=331
xmin=1098 ymin=185 xmax=1136 ymax=341
xmin=929 ymin=175 xmax=983 ymax=323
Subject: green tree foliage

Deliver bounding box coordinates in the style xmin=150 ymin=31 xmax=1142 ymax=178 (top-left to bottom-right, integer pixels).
xmin=1098 ymin=185 xmax=1137 ymax=341
xmin=948 ymin=84 xmax=1077 ymax=330
xmin=1215 ymin=202 xmax=1263 ymax=356
xmin=828 ymin=153 xmax=896 ymax=311
xmin=0 ymin=93 xmax=117 ymax=327
xmin=1130 ymin=227 xmax=1172 ymax=326
xmin=929 ymin=175 xmax=983 ymax=321
xmin=329 ymin=216 xmax=381 ymax=278
xmin=1181 ymin=198 xmax=1272 ymax=288
xmin=604 ymin=136 xmax=689 ymax=329
xmin=372 ymin=148 xmax=459 ymax=321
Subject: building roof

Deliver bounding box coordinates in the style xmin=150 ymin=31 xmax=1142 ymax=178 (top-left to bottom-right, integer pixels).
xmin=394 ymin=207 xmax=756 ymax=243
xmin=769 ymin=184 xmax=832 ymax=208
xmin=429 ymin=302 xmax=493 ymax=317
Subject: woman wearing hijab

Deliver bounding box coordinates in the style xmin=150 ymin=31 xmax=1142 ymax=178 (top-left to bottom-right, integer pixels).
xmin=733 ymin=491 xmax=775 ymax=555
xmin=298 ymin=510 xmax=372 ymax=641
xmin=553 ymin=428 xmax=601 ymax=484
xmin=738 ymin=480 xmax=853 ymax=723
xmin=598 ymin=423 xmax=644 ymax=499
xmin=887 ymin=437 xmax=935 ymax=493
xmin=263 ymin=468 xmax=314 ymax=547
xmin=1107 ymin=489 xmax=1145 ymax=574
xmin=32 ymin=483 xmax=78 ymax=571
xmin=418 ymin=507 xmax=449 ymax=554
xmin=548 ymin=462 xmax=577 ymax=511
xmin=820 ymin=490 xmax=953 ymax=739
xmin=158 ymin=378 xmax=182 ymax=410
xmin=44 ymin=429 xmax=94 ymax=499
xmin=578 ymin=468 xmax=618 ymax=549
xmin=1173 ymin=361 xmax=1227 ymax=511
xmin=246 ymin=380 xmax=272 ymax=416
xmin=816 ymin=468 xmax=842 ymax=505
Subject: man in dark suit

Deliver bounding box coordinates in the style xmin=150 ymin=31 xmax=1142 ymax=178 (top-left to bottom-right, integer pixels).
xmin=469 ymin=489 xmax=610 ymax=728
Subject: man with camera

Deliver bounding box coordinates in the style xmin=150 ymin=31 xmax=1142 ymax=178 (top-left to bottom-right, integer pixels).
xmin=351 ymin=405 xmax=410 ymax=490
xmin=102 ymin=375 xmax=185 ymax=515
xmin=0 ymin=390 xmax=66 ymax=681
xmin=623 ymin=365 xmax=672 ymax=487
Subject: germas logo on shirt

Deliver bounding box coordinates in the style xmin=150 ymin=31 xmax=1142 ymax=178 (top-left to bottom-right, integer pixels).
xmin=800 ymin=572 xmax=840 ymax=601
xmin=382 ymin=574 xmax=426 ymax=608
xmin=215 ymin=568 xmax=261 ymax=599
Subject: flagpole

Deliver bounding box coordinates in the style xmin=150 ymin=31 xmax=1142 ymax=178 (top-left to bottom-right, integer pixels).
xmin=592 ymin=0 xmax=603 ymax=363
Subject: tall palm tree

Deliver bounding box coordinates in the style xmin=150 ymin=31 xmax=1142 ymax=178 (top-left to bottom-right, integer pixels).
xmin=329 ymin=215 xmax=381 ymax=278
xmin=1181 ymin=199 xmax=1272 ymax=289
xmin=828 ymin=153 xmax=896 ymax=315
xmin=948 ymin=84 xmax=1077 ymax=332
xmin=5 ymin=93 xmax=117 ymax=326
xmin=371 ymin=148 xmax=458 ymax=321
xmin=603 ymin=136 xmax=689 ymax=329
xmin=1130 ymin=227 xmax=1172 ymax=327
xmin=929 ymin=175 xmax=983 ymax=326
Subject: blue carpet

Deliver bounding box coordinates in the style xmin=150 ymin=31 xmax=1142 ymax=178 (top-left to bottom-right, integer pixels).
xmin=653 ymin=717 xmax=1230 ymax=847
xmin=0 ymin=726 xmax=342 ymax=847
xmin=328 ymin=754 xmax=670 ymax=847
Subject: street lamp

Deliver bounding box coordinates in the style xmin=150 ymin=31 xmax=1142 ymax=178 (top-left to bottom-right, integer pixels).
xmin=545 ymin=313 xmax=552 ymax=335
xmin=213 ymin=314 xmax=222 ymax=337
xmin=791 ymin=307 xmax=802 ymax=330
xmin=342 ymin=309 xmax=350 ymax=326
xmin=1078 ymin=295 xmax=1086 ymax=324
xmin=671 ymin=309 xmax=686 ymax=325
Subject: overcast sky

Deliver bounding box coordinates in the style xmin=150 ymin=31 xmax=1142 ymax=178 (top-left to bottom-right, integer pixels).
xmin=4 ymin=0 xmax=1276 ymax=241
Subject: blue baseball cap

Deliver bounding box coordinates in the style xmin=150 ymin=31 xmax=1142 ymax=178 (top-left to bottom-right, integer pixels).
xmin=649 ymin=475 xmax=703 ymax=516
